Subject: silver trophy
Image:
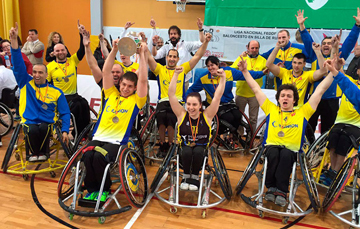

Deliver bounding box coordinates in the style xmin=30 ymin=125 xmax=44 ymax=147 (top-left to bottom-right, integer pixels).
xmin=118 ymin=31 xmax=141 ymax=56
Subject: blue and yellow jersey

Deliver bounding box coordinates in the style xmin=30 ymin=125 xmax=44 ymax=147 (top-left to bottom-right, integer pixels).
xmin=261 ymin=98 xmax=314 ymax=152
xmin=334 ymin=72 xmax=360 ymax=114
xmin=153 ymin=62 xmax=191 ymax=102
xmin=118 ymin=61 xmax=139 ymax=73
xmin=46 ymin=53 xmax=80 ymax=95
xmin=277 ymin=68 xmax=315 ymax=108
xmin=335 ymin=75 xmax=360 ymax=127
xmin=186 ymin=67 xmax=264 ymax=104
xmin=11 ymin=47 xmax=70 ymax=133
xmin=92 ymin=86 xmax=146 ymax=145
xmin=231 ymin=55 xmax=267 ymax=97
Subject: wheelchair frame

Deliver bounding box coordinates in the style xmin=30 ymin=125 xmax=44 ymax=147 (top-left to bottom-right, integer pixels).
xmin=0 ymin=101 xmax=14 ymax=137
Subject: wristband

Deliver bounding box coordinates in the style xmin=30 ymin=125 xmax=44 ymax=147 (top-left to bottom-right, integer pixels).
xmin=199 ymin=29 xmax=204 ymax=32
xmin=356 ymin=23 xmax=360 ymax=28
xmin=152 ymin=44 xmax=156 ymax=47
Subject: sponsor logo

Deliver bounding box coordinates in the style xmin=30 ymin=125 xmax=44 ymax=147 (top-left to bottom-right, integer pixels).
xmin=105 ymin=106 xmax=128 ymax=114
xmin=272 ymin=121 xmax=298 ymax=128
xmin=305 ymin=0 xmax=328 ymax=10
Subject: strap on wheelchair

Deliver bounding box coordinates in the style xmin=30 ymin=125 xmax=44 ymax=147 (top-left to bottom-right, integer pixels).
xmin=340 ymin=128 xmax=360 ymax=150
xmin=82 ymin=146 xmax=109 ymax=157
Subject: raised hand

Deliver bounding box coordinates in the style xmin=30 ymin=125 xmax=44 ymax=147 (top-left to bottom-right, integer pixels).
xmin=152 ymin=35 xmax=159 ymax=44
xmin=241 ymin=51 xmax=248 ymax=57
xmin=237 ymin=56 xmax=248 ymax=72
xmin=174 ymin=66 xmax=184 ymax=74
xmin=312 ymin=42 xmax=321 ymax=51
xmin=139 ymin=42 xmax=148 ymax=54
xmin=77 ymin=20 xmax=85 ymax=33
xmin=82 ymin=30 xmax=91 ymax=46
xmin=139 ymin=32 xmax=147 ymax=43
xmin=197 ymin=18 xmax=204 ymax=30
xmin=217 ymin=68 xmax=226 ymax=78
xmin=204 ymin=33 xmax=212 ymax=42
xmin=354 ymin=7 xmax=360 ymax=25
xmin=150 ymin=17 xmax=156 ymax=28
xmin=9 ymin=22 xmax=19 ymax=40
xmin=112 ymin=38 xmax=119 ymax=50
xmin=331 ymin=29 xmax=342 ymax=46
xmin=98 ymin=33 xmax=104 ymax=42
xmin=263 ymin=68 xmax=270 ymax=75
xmin=295 ymin=9 xmax=308 ymax=25
xmin=124 ymin=21 xmax=135 ymax=29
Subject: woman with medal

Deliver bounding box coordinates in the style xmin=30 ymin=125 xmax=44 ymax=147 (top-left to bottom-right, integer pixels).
xmin=168 ymin=66 xmax=226 ymax=191
xmin=80 ymin=38 xmax=148 ymax=202
xmin=238 ymin=55 xmax=335 ymax=206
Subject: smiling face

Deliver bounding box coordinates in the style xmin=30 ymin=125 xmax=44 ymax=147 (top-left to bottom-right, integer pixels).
xmin=321 ymin=38 xmax=332 ymax=56
xmin=206 ymin=61 xmax=220 ymax=76
xmin=166 ymin=50 xmax=179 ymax=68
xmin=52 ymin=33 xmax=60 ymax=44
xmin=1 ymin=41 xmax=11 ymax=55
xmin=186 ymin=96 xmax=202 ymax=118
xmin=169 ymin=29 xmax=180 ymax=45
xmin=32 ymin=65 xmax=47 ymax=85
xmin=119 ymin=78 xmax=136 ymax=98
xmin=247 ymin=40 xmax=260 ymax=57
xmin=278 ymin=89 xmax=296 ymax=111
xmin=54 ymin=44 xmax=68 ymax=62
xmin=111 ymin=64 xmax=124 ymax=86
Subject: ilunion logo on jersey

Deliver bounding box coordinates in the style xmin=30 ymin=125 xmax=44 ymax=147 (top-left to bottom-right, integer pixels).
xmin=305 ymin=0 xmax=328 ymax=10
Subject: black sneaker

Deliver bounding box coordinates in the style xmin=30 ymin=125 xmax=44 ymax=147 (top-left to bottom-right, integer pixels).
xmin=156 ymin=142 xmax=166 ymax=158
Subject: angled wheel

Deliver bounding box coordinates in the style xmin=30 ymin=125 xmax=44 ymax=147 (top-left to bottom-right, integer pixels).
xmin=119 ymin=148 xmax=148 ymax=208
xmin=57 ymin=145 xmax=86 ymax=200
xmin=54 ymin=122 xmax=73 ymax=158
xmin=209 ymin=115 xmax=219 ymax=147
xmin=140 ymin=111 xmax=157 ymax=157
xmin=322 ymin=156 xmax=357 ymax=212
xmin=238 ymin=109 xmax=253 ymax=147
xmin=306 ymin=130 xmax=329 ymax=169
xmin=150 ymin=144 xmax=176 ymax=193
xmin=249 ymin=119 xmax=266 ymax=154
xmin=235 ymin=147 xmax=264 ymax=195
xmin=72 ymin=122 xmax=95 ymax=152
xmin=0 ymin=102 xmax=13 ymax=137
xmin=299 ymin=152 xmax=320 ymax=213
xmin=210 ymin=147 xmax=232 ymax=199
xmin=2 ymin=123 xmax=21 ymax=172
xmin=130 ymin=128 xmax=145 ymax=159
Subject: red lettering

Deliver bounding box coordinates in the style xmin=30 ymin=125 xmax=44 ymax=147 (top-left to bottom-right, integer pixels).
xmin=90 ymin=98 xmax=101 ymax=110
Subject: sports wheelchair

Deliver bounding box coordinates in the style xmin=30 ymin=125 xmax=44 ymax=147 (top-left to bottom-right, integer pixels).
xmin=0 ymin=101 xmax=14 ymax=138
xmin=57 ymin=139 xmax=148 ymax=224
xmin=150 ymin=143 xmax=232 ymax=218
xmin=235 ymin=145 xmax=319 ymax=224
xmin=1 ymin=122 xmax=72 ymax=180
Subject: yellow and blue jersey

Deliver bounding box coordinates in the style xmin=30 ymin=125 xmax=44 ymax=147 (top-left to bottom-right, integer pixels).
xmin=118 ymin=61 xmax=139 ymax=73
xmin=153 ymin=62 xmax=191 ymax=102
xmin=261 ymin=98 xmax=315 ymax=152
xmin=92 ymin=86 xmax=146 ymax=145
xmin=334 ymin=72 xmax=360 ymax=114
xmin=187 ymin=66 xmax=264 ymax=104
xmin=11 ymin=48 xmax=70 ymax=132
xmin=231 ymin=55 xmax=267 ymax=97
xmin=47 ymin=53 xmax=80 ymax=95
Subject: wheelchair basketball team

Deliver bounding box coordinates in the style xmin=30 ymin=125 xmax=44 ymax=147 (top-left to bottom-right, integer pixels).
xmin=1 ymin=8 xmax=360 ymax=226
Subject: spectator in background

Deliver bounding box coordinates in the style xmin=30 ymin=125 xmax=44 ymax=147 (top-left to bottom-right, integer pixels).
xmin=45 ymin=32 xmax=70 ymax=63
xmin=0 ymin=39 xmax=32 ymax=74
xmin=93 ymin=34 xmax=112 ymax=70
xmin=22 ymin=29 xmax=45 ymax=65
xmin=346 ymin=45 xmax=360 ymax=80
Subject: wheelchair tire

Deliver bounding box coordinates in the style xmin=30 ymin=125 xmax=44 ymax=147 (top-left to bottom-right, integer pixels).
xmin=299 ymin=152 xmax=320 ymax=213
xmin=140 ymin=111 xmax=156 ymax=144
xmin=150 ymin=144 xmax=176 ymax=193
xmin=210 ymin=147 xmax=232 ymax=200
xmin=306 ymin=130 xmax=329 ymax=169
xmin=119 ymin=148 xmax=148 ymax=209
xmin=72 ymin=122 xmax=95 ymax=153
xmin=0 ymin=102 xmax=14 ymax=137
xmin=209 ymin=115 xmax=219 ymax=147
xmin=235 ymin=147 xmax=264 ymax=195
xmin=322 ymin=157 xmax=357 ymax=212
xmin=238 ymin=109 xmax=253 ymax=146
xmin=130 ymin=128 xmax=145 ymax=159
xmin=2 ymin=123 xmax=21 ymax=172
xmin=249 ymin=119 xmax=266 ymax=153
xmin=54 ymin=122 xmax=73 ymax=158
xmin=57 ymin=145 xmax=86 ymax=200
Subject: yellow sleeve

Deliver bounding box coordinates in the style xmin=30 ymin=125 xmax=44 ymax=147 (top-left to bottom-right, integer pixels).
xmin=152 ymin=63 xmax=162 ymax=75
xmin=103 ymin=86 xmax=118 ymax=99
xmin=135 ymin=93 xmax=147 ymax=109
xmin=307 ymin=70 xmax=316 ymax=83
xmin=114 ymin=60 xmax=122 ymax=65
xmin=278 ymin=68 xmax=289 ymax=80
xmin=71 ymin=53 xmax=80 ymax=66
xmin=181 ymin=62 xmax=191 ymax=74
xmin=230 ymin=56 xmax=241 ymax=69
xmin=260 ymin=98 xmax=276 ymax=115
xmin=301 ymin=102 xmax=315 ymax=120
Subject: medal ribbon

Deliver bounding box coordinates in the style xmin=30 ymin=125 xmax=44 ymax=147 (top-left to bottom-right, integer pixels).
xmin=57 ymin=60 xmax=68 ymax=77
xmin=281 ymin=43 xmax=292 ymax=64
xmin=114 ymin=96 xmax=127 ymax=117
xmin=167 ymin=68 xmax=175 ymax=81
xmin=188 ymin=113 xmax=201 ymax=145
xmin=37 ymin=84 xmax=49 ymax=103
xmin=210 ymin=77 xmax=219 ymax=91
xmin=291 ymin=71 xmax=303 ymax=86
xmin=249 ymin=56 xmax=258 ymax=70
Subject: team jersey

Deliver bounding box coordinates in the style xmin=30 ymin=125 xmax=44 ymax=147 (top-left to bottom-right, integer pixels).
xmin=153 ymin=62 xmax=191 ymax=102
xmin=177 ymin=112 xmax=211 ymax=147
xmin=277 ymin=68 xmax=315 ymax=108
xmin=261 ymin=98 xmax=314 ymax=152
xmin=231 ymin=55 xmax=267 ymax=97
xmin=92 ymin=86 xmax=146 ymax=145
xmin=11 ymin=47 xmax=70 ymax=133
xmin=118 ymin=61 xmax=139 ymax=73
xmin=186 ymin=66 xmax=264 ymax=104
xmin=335 ymin=75 xmax=360 ymax=127
xmin=47 ymin=53 xmax=80 ymax=95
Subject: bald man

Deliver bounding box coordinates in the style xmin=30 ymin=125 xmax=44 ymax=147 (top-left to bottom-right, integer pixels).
xmin=230 ymin=40 xmax=267 ymax=132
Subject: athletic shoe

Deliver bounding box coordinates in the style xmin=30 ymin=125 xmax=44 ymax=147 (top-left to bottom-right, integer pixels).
xmin=274 ymin=189 xmax=287 ymax=207
xmin=83 ymin=191 xmax=99 ymax=201
xmin=95 ymin=191 xmax=109 ymax=202
xmin=38 ymin=155 xmax=47 ymax=161
xmin=180 ymin=180 xmax=189 ymax=190
xmin=28 ymin=155 xmax=38 ymax=162
xmin=264 ymin=187 xmax=277 ymax=202
xmin=0 ymin=140 xmax=2 ymax=147
xmin=187 ymin=178 xmax=200 ymax=191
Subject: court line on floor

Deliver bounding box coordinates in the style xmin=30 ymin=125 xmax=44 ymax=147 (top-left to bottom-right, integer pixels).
xmin=0 ymin=171 xmax=332 ymax=229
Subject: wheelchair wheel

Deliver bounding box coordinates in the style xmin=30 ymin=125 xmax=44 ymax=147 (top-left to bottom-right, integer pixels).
xmin=54 ymin=122 xmax=73 ymax=158
xmin=130 ymin=128 xmax=145 ymax=158
xmin=210 ymin=147 xmax=232 ymax=199
xmin=299 ymin=152 xmax=320 ymax=213
xmin=249 ymin=119 xmax=266 ymax=153
xmin=2 ymin=124 xmax=21 ymax=172
xmin=150 ymin=144 xmax=176 ymax=193
xmin=57 ymin=146 xmax=86 ymax=200
xmin=322 ymin=157 xmax=357 ymax=212
xmin=140 ymin=111 xmax=157 ymax=156
xmin=306 ymin=130 xmax=329 ymax=169
xmin=209 ymin=115 xmax=219 ymax=147
xmin=72 ymin=122 xmax=95 ymax=152
xmin=238 ymin=109 xmax=253 ymax=146
xmin=0 ymin=102 xmax=14 ymax=137
xmin=235 ymin=147 xmax=264 ymax=195
xmin=119 ymin=148 xmax=148 ymax=208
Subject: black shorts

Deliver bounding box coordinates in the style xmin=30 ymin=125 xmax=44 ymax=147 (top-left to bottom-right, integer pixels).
xmin=156 ymin=101 xmax=177 ymax=128
xmin=327 ymin=123 xmax=360 ymax=156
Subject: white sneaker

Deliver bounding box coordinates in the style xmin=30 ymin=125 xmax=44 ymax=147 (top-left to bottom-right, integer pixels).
xmin=38 ymin=155 xmax=47 ymax=161
xmin=28 ymin=156 xmax=38 ymax=162
xmin=180 ymin=182 xmax=189 ymax=190
xmin=189 ymin=184 xmax=198 ymax=191
xmin=0 ymin=141 xmax=2 ymax=147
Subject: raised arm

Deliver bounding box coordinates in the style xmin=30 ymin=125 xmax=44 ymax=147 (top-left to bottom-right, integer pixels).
xmin=266 ymin=42 xmax=282 ymax=76
xmin=103 ymin=39 xmax=119 ymax=90
xmin=136 ymin=43 xmax=148 ymax=98
xmin=239 ymin=56 xmax=267 ymax=106
xmin=76 ymin=20 xmax=85 ymax=61
xmin=204 ymin=69 xmax=226 ymax=121
xmin=197 ymin=18 xmax=205 ymax=43
xmin=296 ymin=9 xmax=307 ymax=32
xmin=188 ymin=33 xmax=212 ymax=69
xmin=312 ymin=42 xmax=327 ymax=80
xmin=83 ymin=30 xmax=102 ymax=83
xmin=146 ymin=47 xmax=158 ymax=72
xmin=99 ymin=33 xmax=110 ymax=59
xmin=169 ymin=66 xmax=186 ymax=119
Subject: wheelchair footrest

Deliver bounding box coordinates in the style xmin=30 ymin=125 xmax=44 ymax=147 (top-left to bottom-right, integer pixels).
xmin=240 ymin=194 xmax=257 ymax=208
xmin=78 ymin=198 xmax=105 ymax=208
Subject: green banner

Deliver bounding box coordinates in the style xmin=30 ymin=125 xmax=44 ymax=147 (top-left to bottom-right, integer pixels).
xmin=205 ymin=0 xmax=359 ymax=29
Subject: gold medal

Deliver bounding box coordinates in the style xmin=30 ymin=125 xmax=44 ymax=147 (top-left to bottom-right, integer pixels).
xmin=278 ymin=131 xmax=285 ymax=137
xmin=112 ymin=116 xmax=119 ymax=123
xmin=41 ymin=104 xmax=48 ymax=110
xmin=64 ymin=77 xmax=69 ymax=82
xmin=190 ymin=142 xmax=196 ymax=147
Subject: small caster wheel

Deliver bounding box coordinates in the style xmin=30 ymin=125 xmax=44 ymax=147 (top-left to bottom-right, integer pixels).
xmin=149 ymin=160 xmax=154 ymax=166
xmin=68 ymin=213 xmax=74 ymax=221
xmin=282 ymin=217 xmax=289 ymax=224
xmin=201 ymin=209 xmax=207 ymax=218
xmin=170 ymin=206 xmax=177 ymax=214
xmin=23 ymin=174 xmax=29 ymax=181
xmin=259 ymin=159 xmax=264 ymax=165
xmin=15 ymin=153 xmax=20 ymax=161
xmin=259 ymin=210 xmax=264 ymax=218
xmin=98 ymin=216 xmax=106 ymax=224
xmin=50 ymin=171 xmax=56 ymax=178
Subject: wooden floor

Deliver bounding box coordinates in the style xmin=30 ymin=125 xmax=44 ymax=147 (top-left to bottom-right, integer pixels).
xmin=0 ymin=126 xmax=353 ymax=229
